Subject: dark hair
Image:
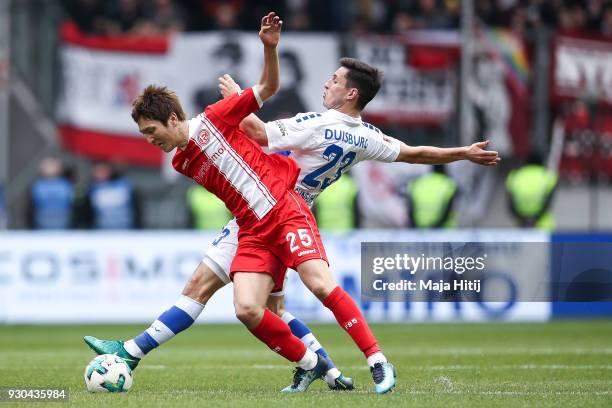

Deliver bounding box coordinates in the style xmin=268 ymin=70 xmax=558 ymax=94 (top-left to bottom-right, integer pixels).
xmin=340 ymin=57 xmax=382 ymax=110
xmin=433 ymin=164 xmax=446 ymax=174
xmin=131 ymin=85 xmax=186 ymax=125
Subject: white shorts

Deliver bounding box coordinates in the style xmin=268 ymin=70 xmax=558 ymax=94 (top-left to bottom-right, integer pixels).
xmin=202 ymin=218 xmax=288 ymax=296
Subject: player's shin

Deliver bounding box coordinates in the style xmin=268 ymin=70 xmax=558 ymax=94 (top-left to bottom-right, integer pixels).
xmin=281 ymin=311 xmax=341 ymax=381
xmin=322 ymin=286 xmax=386 ymax=362
xmin=126 ymin=295 xmax=205 ymax=358
xmin=322 ymin=286 xmax=396 ymax=393
xmin=250 ymin=309 xmax=316 ymax=367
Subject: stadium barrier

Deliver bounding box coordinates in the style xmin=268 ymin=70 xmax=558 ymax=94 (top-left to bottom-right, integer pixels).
xmin=0 ymin=230 xmax=557 ymax=324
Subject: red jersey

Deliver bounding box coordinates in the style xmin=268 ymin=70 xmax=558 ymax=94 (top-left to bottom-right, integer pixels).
xmin=172 ymin=87 xmax=299 ymax=228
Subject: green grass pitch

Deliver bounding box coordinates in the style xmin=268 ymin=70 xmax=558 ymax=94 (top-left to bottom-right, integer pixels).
xmin=1 ymin=321 xmax=611 ymax=407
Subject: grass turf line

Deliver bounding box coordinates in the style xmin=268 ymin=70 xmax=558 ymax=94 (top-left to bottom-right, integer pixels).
xmin=0 ymin=321 xmax=611 ymax=407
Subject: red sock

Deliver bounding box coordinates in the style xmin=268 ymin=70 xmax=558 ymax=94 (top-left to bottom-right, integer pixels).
xmin=323 ymin=286 xmax=381 ymax=358
xmin=249 ymin=309 xmax=307 ymax=362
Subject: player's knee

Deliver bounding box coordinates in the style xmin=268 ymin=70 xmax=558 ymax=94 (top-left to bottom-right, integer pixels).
xmin=297 ymin=261 xmax=336 ymax=300
xmin=301 ymin=275 xmax=334 ymax=300
xmin=182 ymin=265 xmax=225 ymax=304
xmin=234 ymin=300 xmax=264 ymax=326
xmin=182 ymin=273 xmax=205 ymax=301
xmin=267 ymin=296 xmax=285 ymax=316
xmin=310 ymin=282 xmax=333 ymax=301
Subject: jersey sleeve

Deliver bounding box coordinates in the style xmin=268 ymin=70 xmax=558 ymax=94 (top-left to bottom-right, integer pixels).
xmin=205 ymin=86 xmax=263 ymax=127
xmin=264 ymin=112 xmax=318 ymax=152
xmin=364 ymin=133 xmax=401 ymax=162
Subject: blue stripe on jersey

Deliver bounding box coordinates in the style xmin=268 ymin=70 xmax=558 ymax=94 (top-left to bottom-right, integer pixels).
xmin=297 ymin=113 xmax=321 ymax=123
xmin=363 ymin=122 xmax=381 ymax=133
xmin=158 ymin=306 xmax=194 ymax=334
xmin=134 ymin=332 xmax=159 ymax=354
xmin=274 ymin=150 xmax=291 ymax=156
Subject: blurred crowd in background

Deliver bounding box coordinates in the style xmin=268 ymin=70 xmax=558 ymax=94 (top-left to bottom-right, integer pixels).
xmin=28 ymin=158 xmax=141 ymax=230
xmin=27 ymin=155 xmax=558 ymax=232
xmin=64 ymin=0 xmax=612 ymax=36
xmin=6 ymin=0 xmax=609 ymax=232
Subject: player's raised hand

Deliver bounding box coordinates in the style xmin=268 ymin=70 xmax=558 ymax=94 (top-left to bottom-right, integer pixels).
xmin=218 ymin=74 xmax=242 ymax=98
xmin=259 ymin=12 xmax=282 ymax=48
xmin=466 ymin=140 xmax=501 ymax=166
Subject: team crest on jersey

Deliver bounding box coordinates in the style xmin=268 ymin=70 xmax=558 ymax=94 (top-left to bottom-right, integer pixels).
xmin=198 ymin=129 xmax=210 ymax=145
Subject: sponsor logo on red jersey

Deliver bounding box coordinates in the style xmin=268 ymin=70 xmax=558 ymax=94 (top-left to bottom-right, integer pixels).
xmin=198 ymin=129 xmax=210 ymax=145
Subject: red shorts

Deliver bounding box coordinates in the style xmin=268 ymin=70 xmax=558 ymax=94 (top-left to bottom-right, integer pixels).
xmin=230 ymin=190 xmax=328 ymax=292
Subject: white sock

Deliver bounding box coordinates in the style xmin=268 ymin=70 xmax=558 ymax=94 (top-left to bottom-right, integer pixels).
xmin=367 ymin=352 xmax=387 ymax=368
xmin=301 ymin=333 xmax=323 ymax=352
xmin=324 ymin=367 xmax=341 ymax=384
xmin=297 ymin=348 xmax=318 ymax=370
xmin=126 ymin=295 xmax=206 ymax=358
xmin=280 ymin=311 xmax=295 ymax=324
xmin=124 ymin=339 xmax=144 ymax=359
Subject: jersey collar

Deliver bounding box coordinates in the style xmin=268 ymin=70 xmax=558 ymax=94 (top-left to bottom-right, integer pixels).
xmin=327 ymin=109 xmax=362 ymax=127
xmin=188 ymin=116 xmax=201 ymax=140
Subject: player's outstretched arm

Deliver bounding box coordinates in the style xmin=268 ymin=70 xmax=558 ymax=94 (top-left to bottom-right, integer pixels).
xmin=395 ymin=140 xmax=500 ymax=166
xmin=254 ymin=12 xmax=283 ymax=102
xmin=219 ymin=74 xmax=268 ymax=146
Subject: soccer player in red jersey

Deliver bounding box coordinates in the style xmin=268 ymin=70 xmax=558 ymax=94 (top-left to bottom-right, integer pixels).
xmin=128 ymin=12 xmax=395 ymax=393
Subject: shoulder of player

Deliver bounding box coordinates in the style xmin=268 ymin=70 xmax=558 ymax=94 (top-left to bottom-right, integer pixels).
xmin=358 ymin=122 xmax=398 ymax=150
xmin=360 ymin=121 xmax=382 ymax=136
xmin=290 ymin=111 xmax=324 ymax=126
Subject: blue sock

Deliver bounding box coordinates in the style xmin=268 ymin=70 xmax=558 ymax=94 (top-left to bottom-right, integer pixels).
xmin=282 ymin=311 xmax=336 ymax=370
xmin=130 ymin=296 xmax=205 ymax=356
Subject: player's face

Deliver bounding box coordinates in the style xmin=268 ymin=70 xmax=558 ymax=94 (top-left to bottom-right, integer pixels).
xmin=138 ymin=117 xmax=178 ymax=153
xmin=323 ymin=67 xmax=353 ymax=110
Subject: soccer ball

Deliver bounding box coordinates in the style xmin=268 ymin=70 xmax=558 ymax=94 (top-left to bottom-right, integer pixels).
xmin=84 ymin=354 xmax=133 ymax=393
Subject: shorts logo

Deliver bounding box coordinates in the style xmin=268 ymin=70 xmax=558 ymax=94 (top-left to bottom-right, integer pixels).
xmin=198 ymin=129 xmax=210 ymax=145
xmin=298 ymin=249 xmax=316 ymax=257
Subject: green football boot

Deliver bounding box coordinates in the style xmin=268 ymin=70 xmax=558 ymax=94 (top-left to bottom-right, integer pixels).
xmin=83 ymin=336 xmax=140 ymax=370
xmin=281 ymin=354 xmax=328 ymax=393
xmin=328 ymin=373 xmax=355 ymax=391
xmin=371 ymin=362 xmax=396 ymax=394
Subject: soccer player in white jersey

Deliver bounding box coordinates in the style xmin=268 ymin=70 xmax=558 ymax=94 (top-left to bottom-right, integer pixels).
xmin=85 ymin=54 xmax=499 ymax=394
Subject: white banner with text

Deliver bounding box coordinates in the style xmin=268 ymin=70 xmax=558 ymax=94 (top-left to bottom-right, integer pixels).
xmin=0 ymin=231 xmax=550 ymax=323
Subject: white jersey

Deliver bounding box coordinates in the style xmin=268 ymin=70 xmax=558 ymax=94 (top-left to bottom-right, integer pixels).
xmin=265 ymin=109 xmax=401 ymax=206
xmin=203 ymin=109 xmax=401 ymax=292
